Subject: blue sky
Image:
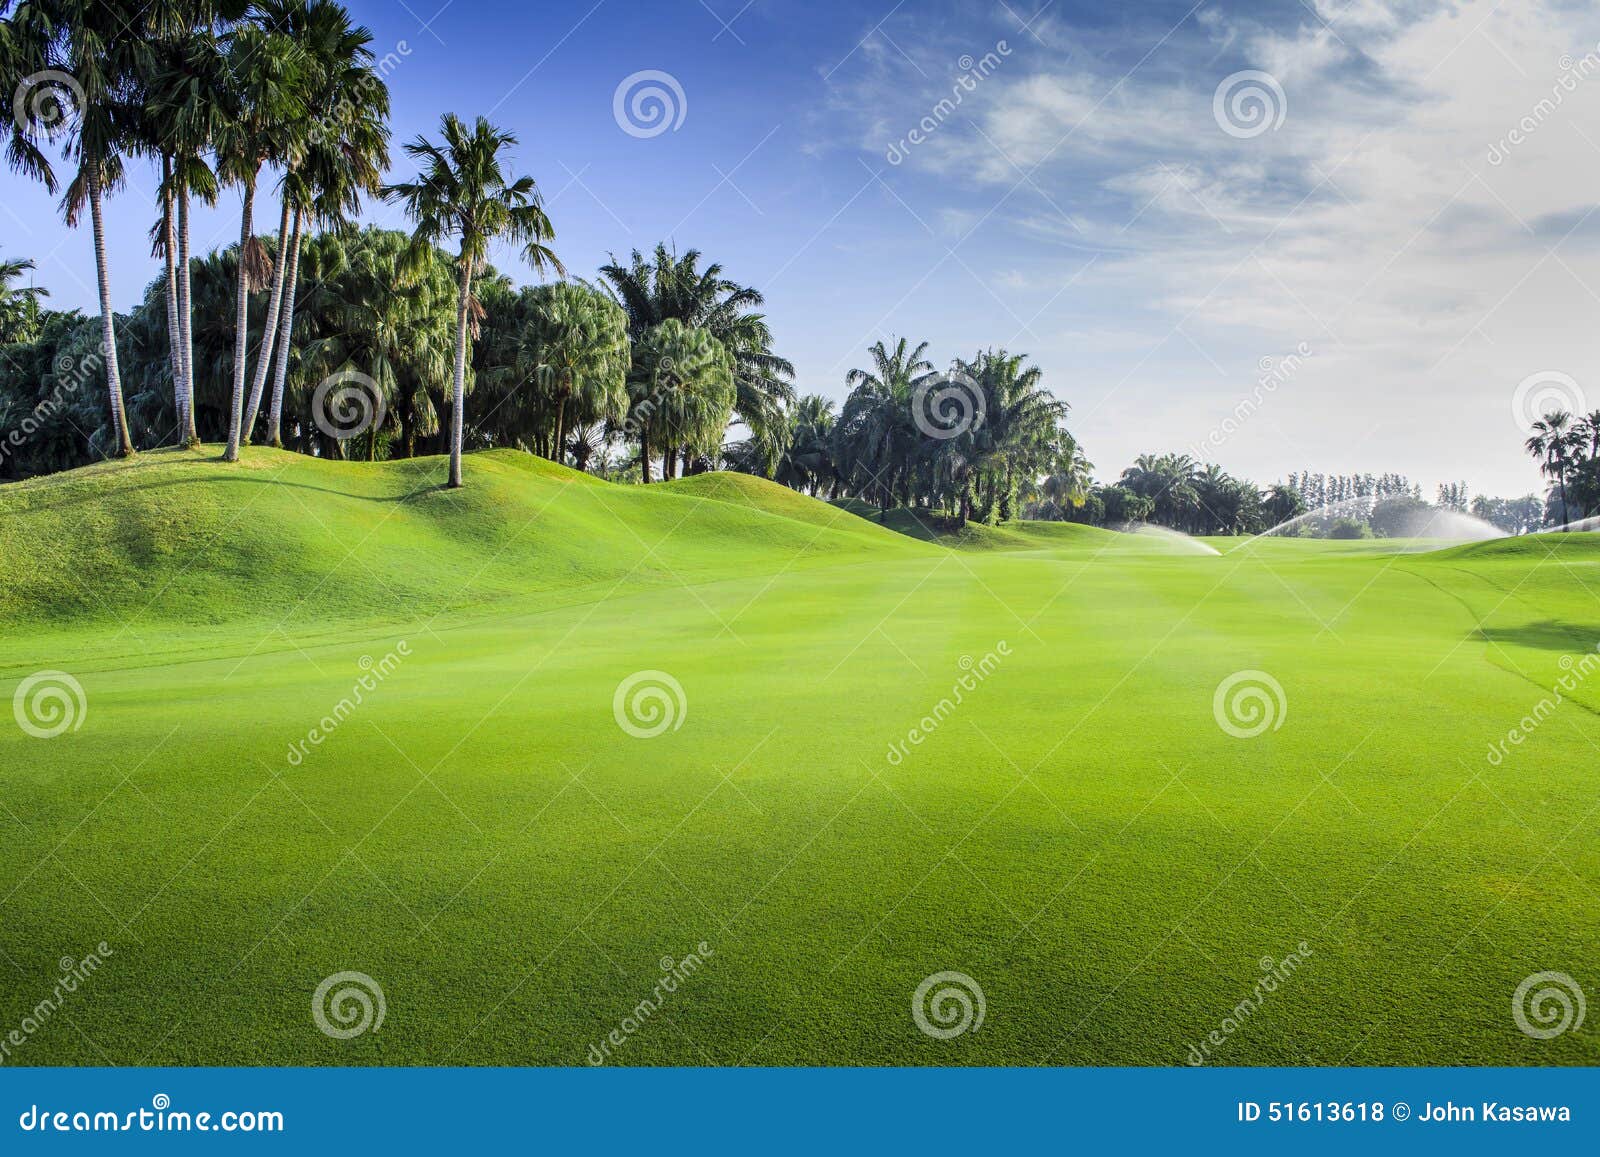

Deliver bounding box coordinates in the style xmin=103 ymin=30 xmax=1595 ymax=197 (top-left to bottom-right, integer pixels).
xmin=7 ymin=0 xmax=1600 ymax=494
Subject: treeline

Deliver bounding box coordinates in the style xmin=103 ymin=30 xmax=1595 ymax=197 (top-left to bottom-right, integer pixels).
xmin=735 ymin=339 xmax=1072 ymax=527
xmin=0 ymin=231 xmax=793 ymax=481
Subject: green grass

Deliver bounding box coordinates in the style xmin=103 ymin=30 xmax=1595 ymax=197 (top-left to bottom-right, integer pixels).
xmin=2 ymin=447 xmax=1598 ymax=1066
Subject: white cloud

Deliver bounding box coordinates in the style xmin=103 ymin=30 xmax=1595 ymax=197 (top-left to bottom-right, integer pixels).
xmin=828 ymin=0 xmax=1600 ymax=493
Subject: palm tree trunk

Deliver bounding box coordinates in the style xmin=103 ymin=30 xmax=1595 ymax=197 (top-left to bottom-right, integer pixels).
xmin=87 ymin=171 xmax=134 ymax=457
xmin=242 ymin=195 xmax=294 ymax=443
xmin=640 ymin=430 xmax=652 ymax=483
xmin=178 ymin=187 xmax=198 ymax=446
xmin=554 ymin=395 xmax=567 ymax=463
xmin=449 ymin=253 xmax=472 ymax=488
xmin=266 ymin=207 xmax=303 ymax=448
xmin=225 ymin=177 xmax=257 ymax=462
xmin=160 ymin=159 xmax=183 ymax=439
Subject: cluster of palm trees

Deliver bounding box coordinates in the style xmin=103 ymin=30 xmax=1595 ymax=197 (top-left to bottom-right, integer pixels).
xmin=1 ymin=2 xmax=800 ymax=490
xmin=737 ymin=338 xmax=1071 ymax=527
xmin=1524 ymin=409 xmax=1600 ymax=526
xmin=1081 ymin=452 xmax=1301 ymax=536
xmin=2 ymin=0 xmax=395 ymax=461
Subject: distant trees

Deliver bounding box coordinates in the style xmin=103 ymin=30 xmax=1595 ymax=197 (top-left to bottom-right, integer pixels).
xmin=1522 ymin=408 xmax=1600 ymax=526
xmin=0 ymin=257 xmax=47 ymax=344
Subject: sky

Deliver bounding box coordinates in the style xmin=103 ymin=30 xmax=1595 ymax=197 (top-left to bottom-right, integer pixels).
xmin=6 ymin=0 xmax=1600 ymax=496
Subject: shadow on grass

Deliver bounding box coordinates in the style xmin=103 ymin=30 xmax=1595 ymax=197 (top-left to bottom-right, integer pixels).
xmin=1477 ymin=620 xmax=1600 ymax=652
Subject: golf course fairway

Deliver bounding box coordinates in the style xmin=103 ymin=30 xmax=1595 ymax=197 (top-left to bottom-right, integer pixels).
xmin=1 ymin=447 xmax=1597 ymax=1066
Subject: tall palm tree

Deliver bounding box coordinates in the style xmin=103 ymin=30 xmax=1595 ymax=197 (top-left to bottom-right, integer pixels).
xmin=516 ymin=280 xmax=629 ymax=460
xmin=3 ymin=0 xmax=158 ymax=456
xmin=1525 ymin=410 xmax=1581 ymax=526
xmin=600 ymin=243 xmax=794 ymax=469
xmin=216 ymin=18 xmax=307 ymax=460
xmin=250 ymin=0 xmax=388 ymax=447
xmin=147 ymin=22 xmax=229 ymax=446
xmin=383 ymin=113 xmax=562 ymax=488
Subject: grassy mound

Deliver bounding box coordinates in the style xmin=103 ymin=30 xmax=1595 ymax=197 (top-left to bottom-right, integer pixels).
xmin=0 ymin=447 xmax=929 ymax=663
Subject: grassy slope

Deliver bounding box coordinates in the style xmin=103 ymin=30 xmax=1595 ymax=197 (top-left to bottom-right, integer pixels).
xmin=2 ymin=451 xmax=1598 ymax=1066
xmin=0 ymin=447 xmax=931 ymax=667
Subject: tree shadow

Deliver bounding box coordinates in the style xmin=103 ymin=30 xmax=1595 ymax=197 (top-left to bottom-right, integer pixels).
xmin=1476 ymin=620 xmax=1600 ymax=652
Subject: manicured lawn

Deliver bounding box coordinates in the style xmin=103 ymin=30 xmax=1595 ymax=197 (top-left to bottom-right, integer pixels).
xmin=1 ymin=448 xmax=1597 ymax=1065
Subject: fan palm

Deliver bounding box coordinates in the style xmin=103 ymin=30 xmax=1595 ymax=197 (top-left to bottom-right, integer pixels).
xmin=630 ymin=319 xmax=734 ymax=482
xmin=516 ymin=280 xmax=629 ymax=461
xmin=383 ymin=113 xmax=562 ymax=487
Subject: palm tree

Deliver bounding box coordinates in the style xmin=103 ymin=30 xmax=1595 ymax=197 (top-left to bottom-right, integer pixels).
xmin=0 ymin=256 xmax=48 ymax=343
xmin=770 ymin=394 xmax=836 ymax=496
xmin=146 ymin=22 xmax=229 ymax=446
xmin=383 ymin=113 xmax=562 ymax=487
xmin=835 ymin=337 xmax=934 ymax=517
xmin=516 ymin=280 xmax=629 ymax=461
xmin=215 ymin=18 xmax=307 ymax=460
xmin=250 ymin=0 xmax=388 ymax=448
xmin=600 ymin=243 xmax=794 ymax=469
xmin=630 ymin=319 xmax=734 ymax=481
xmin=4 ymin=0 xmax=157 ymax=456
xmin=1525 ymin=410 xmax=1581 ymax=526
